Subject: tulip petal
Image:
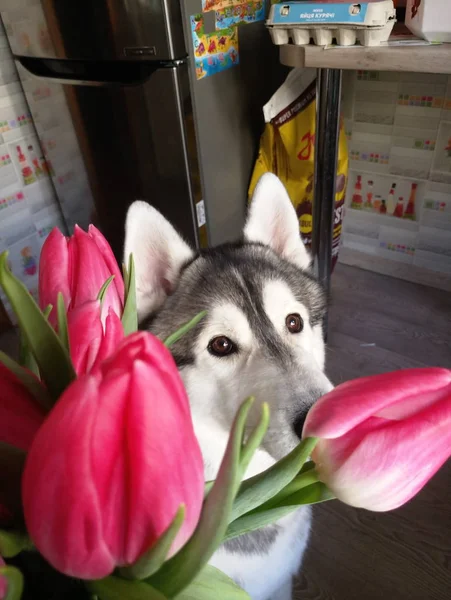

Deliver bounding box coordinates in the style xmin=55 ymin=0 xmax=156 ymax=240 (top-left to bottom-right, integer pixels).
xmin=23 ymin=376 xmax=116 ymax=579
xmin=67 ymin=303 xmax=123 ymax=376
xmin=120 ymin=505 xmax=185 ymax=580
xmin=312 ymin=394 xmax=451 ymax=511
xmin=90 ymin=359 xmax=201 ymax=565
xmin=67 ymin=301 xmax=104 ymax=376
xmin=38 ymin=228 xmax=70 ymax=315
xmin=303 ymin=368 xmax=451 ymax=439
xmin=88 ymin=225 xmax=124 ymax=303
xmin=69 ymin=227 xmax=121 ymax=315
xmin=92 ymin=309 xmax=124 ymax=371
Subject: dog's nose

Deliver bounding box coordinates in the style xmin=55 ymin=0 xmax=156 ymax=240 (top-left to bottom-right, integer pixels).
xmin=293 ymin=410 xmax=309 ymax=440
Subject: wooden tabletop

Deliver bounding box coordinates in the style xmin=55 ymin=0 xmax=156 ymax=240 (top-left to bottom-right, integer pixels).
xmin=280 ymin=42 xmax=451 ymax=74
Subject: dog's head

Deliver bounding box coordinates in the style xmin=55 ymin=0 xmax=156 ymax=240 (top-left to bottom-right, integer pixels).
xmin=124 ymin=173 xmax=333 ymax=460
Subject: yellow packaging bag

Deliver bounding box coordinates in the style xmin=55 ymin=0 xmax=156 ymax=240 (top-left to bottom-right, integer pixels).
xmin=249 ymin=69 xmax=348 ymax=271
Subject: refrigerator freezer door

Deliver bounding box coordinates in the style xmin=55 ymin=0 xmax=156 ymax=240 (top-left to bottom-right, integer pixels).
xmin=0 ymin=0 xmax=186 ymax=61
xmin=17 ymin=60 xmax=202 ymax=260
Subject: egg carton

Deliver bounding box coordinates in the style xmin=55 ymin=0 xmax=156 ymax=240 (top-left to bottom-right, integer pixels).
xmin=267 ymin=1 xmax=397 ymax=47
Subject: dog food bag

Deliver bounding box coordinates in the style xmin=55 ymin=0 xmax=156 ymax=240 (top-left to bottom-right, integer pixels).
xmin=248 ymin=68 xmax=348 ymax=272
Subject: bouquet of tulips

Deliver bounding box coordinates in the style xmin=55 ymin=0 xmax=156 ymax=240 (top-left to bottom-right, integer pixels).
xmin=0 ymin=225 xmax=450 ymax=600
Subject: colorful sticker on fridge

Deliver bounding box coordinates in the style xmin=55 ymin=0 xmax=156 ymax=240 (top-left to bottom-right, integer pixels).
xmin=202 ymin=0 xmax=243 ymax=12
xmin=191 ymin=14 xmax=239 ymax=80
xmin=215 ymin=1 xmax=265 ymax=29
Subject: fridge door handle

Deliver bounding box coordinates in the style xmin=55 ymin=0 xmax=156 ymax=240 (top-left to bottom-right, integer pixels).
xmin=17 ymin=56 xmax=187 ymax=87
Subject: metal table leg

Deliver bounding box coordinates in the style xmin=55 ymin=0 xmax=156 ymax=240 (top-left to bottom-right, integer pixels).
xmin=312 ymin=68 xmax=343 ymax=338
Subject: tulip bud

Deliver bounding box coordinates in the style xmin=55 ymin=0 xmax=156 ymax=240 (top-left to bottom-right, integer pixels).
xmin=23 ymin=332 xmax=204 ymax=579
xmin=303 ymin=368 xmax=451 ymax=511
xmin=39 ymin=226 xmax=124 ymax=322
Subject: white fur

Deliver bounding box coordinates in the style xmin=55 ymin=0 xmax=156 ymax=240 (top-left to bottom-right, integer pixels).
xmin=262 ymin=279 xmax=326 ymax=371
xmin=124 ymin=175 xmax=333 ymax=600
xmin=124 ymin=201 xmax=194 ymax=320
xmin=244 ymin=173 xmax=311 ymax=271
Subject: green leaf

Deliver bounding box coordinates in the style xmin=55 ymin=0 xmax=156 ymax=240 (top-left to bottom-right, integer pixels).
xmin=0 ymin=443 xmax=26 ymax=525
xmin=0 ymin=565 xmax=24 ymax=600
xmin=239 ymin=403 xmax=270 ymax=477
xmin=57 ymin=293 xmax=70 ymax=352
xmin=0 ymin=351 xmax=52 ymax=412
xmin=251 ymin=468 xmax=320 ymax=513
xmin=0 ymin=252 xmax=75 ymax=401
xmin=122 ymin=262 xmax=130 ymax=294
xmin=18 ymin=304 xmax=52 ymax=378
xmin=224 ymin=482 xmax=335 ymax=543
xmin=97 ymin=276 xmax=115 ymax=303
xmin=163 ymin=311 xmax=207 ymax=349
xmin=0 ymin=530 xmax=32 ymax=558
xmin=176 ymin=565 xmax=250 ymax=600
xmin=230 ymin=437 xmax=318 ymax=522
xmin=225 ymin=506 xmax=296 ymax=542
xmin=148 ymin=397 xmax=268 ymax=598
xmin=120 ymin=506 xmax=185 ymax=580
xmin=43 ymin=305 xmax=53 ymax=320
xmin=88 ymin=576 xmax=167 ymax=600
xmin=18 ymin=335 xmax=38 ymax=377
xmin=122 ymin=254 xmax=138 ymax=335
xmin=274 ymin=481 xmax=335 ymax=507
xmin=204 ymin=481 xmax=214 ymax=498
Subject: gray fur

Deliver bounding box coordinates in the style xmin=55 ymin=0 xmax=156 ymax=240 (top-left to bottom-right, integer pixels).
xmin=223 ymin=526 xmax=281 ymax=555
xmin=143 ymin=241 xmax=326 ymax=369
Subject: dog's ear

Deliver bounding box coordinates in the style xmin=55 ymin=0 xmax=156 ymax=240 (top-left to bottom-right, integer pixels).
xmin=244 ymin=173 xmax=311 ymax=270
xmin=124 ymin=201 xmax=194 ymax=320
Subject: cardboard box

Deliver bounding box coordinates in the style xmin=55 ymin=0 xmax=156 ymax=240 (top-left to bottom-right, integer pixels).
xmin=406 ymin=0 xmax=451 ymax=43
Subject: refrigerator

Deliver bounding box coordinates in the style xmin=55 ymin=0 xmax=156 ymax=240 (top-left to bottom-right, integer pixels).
xmin=0 ymin=0 xmax=287 ymax=260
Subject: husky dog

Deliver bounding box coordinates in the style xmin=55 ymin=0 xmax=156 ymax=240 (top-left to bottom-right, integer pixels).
xmin=124 ymin=173 xmax=333 ymax=600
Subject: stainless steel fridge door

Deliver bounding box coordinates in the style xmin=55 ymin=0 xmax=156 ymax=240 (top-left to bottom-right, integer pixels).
xmin=15 ymin=60 xmax=203 ymax=259
xmin=0 ymin=0 xmax=186 ymax=61
xmin=181 ymin=1 xmax=288 ymax=247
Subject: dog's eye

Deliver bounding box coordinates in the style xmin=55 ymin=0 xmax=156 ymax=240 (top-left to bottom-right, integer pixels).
xmin=286 ymin=313 xmax=303 ymax=334
xmin=208 ymin=336 xmax=236 ymax=357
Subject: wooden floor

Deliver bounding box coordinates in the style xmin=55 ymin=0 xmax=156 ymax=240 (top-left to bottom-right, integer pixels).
xmin=294 ymin=264 xmax=451 ymax=600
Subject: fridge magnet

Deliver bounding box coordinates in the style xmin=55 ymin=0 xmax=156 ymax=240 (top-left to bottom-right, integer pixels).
xmin=215 ymin=1 xmax=266 ymax=29
xmin=191 ymin=14 xmax=239 ymax=80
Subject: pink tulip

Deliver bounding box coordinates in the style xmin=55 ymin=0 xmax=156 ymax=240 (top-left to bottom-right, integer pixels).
xmin=0 ymin=557 xmax=7 ymax=599
xmin=23 ymin=332 xmax=204 ymax=579
xmin=303 ymin=368 xmax=451 ymax=511
xmin=39 ymin=225 xmax=124 ymax=322
xmin=0 ymin=363 xmax=46 ymax=452
xmin=67 ymin=301 xmax=124 ymax=376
